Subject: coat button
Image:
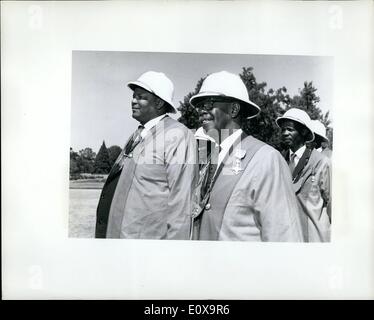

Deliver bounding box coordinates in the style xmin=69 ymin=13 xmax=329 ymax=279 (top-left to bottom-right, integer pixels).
xmin=205 ymin=203 xmax=211 ymax=210
xmin=128 ymin=153 xmax=133 ymax=158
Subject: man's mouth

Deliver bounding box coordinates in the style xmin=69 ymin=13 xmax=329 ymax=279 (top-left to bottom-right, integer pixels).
xmin=199 ymin=114 xmax=214 ymax=124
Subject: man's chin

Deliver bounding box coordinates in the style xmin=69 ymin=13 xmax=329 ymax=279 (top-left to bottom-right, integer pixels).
xmin=132 ymin=112 xmax=140 ymax=121
xmin=282 ymin=141 xmax=292 ymax=148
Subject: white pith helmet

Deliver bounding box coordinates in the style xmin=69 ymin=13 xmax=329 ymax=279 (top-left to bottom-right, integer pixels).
xmin=189 ymin=71 xmax=260 ymax=119
xmin=311 ymin=120 xmax=328 ymax=142
xmin=127 ymin=71 xmax=176 ymax=113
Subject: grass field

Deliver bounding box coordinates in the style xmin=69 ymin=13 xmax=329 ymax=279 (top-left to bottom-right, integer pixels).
xmin=69 ymin=188 xmax=101 ymax=238
xmin=69 ymin=179 xmax=105 ymax=189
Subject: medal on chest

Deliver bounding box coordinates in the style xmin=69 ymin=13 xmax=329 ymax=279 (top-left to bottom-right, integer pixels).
xmin=231 ymin=148 xmax=246 ymax=175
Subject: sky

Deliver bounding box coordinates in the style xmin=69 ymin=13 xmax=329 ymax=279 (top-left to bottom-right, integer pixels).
xmin=71 ymin=51 xmax=333 ymax=152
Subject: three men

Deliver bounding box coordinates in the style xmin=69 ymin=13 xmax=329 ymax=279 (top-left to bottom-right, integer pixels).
xmin=95 ymin=71 xmax=197 ymax=239
xmin=276 ymin=109 xmax=332 ymax=242
xmin=95 ymin=70 xmax=332 ymax=243
xmin=189 ymin=71 xmax=303 ymax=241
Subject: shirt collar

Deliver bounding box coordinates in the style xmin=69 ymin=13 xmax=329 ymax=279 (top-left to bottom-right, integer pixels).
xmin=291 ymin=145 xmax=306 ymax=159
xmin=220 ymin=129 xmax=243 ymax=152
xmin=195 ymin=127 xmax=217 ymax=144
xmin=143 ymin=114 xmax=167 ymax=131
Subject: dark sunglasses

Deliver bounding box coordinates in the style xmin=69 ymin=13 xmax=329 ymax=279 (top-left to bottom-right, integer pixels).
xmin=196 ymin=97 xmax=233 ymax=110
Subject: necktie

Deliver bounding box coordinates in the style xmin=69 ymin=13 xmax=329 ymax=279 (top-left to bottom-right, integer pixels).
xmin=125 ymin=125 xmax=145 ymax=155
xmin=113 ymin=125 xmax=144 ymax=173
xmin=288 ymin=152 xmax=297 ymax=174
xmin=200 ymin=145 xmax=220 ymax=201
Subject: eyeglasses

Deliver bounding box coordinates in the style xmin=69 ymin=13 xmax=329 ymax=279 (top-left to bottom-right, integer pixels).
xmin=196 ymin=97 xmax=232 ymax=110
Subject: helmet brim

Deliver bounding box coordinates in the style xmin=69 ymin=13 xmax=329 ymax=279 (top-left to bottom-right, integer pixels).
xmin=190 ymin=91 xmax=260 ymax=119
xmin=314 ymin=132 xmax=329 ymax=142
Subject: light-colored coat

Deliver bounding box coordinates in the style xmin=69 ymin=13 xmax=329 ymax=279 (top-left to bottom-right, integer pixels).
xmin=292 ymin=149 xmax=331 ymax=242
xmin=193 ymin=135 xmax=303 ymax=242
xmin=321 ymin=147 xmax=332 ymax=158
xmin=105 ymin=116 xmax=197 ymax=239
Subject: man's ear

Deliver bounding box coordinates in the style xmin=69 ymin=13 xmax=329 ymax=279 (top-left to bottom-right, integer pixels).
xmin=230 ymin=102 xmax=241 ymax=118
xmin=301 ymin=128 xmax=309 ymax=141
xmin=155 ymin=98 xmax=165 ymax=110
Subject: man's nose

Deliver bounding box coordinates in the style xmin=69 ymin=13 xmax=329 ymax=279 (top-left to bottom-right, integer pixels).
xmin=282 ymin=130 xmax=290 ymax=137
xmin=198 ymin=109 xmax=207 ymax=116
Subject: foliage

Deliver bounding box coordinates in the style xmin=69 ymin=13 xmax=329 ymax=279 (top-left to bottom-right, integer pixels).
xmin=70 ymin=143 xmax=124 ymax=178
xmin=93 ymin=141 xmax=111 ymax=174
xmin=177 ymin=77 xmax=205 ymax=129
xmin=70 ymin=147 xmax=96 ymax=175
xmin=240 ymin=67 xmax=291 ymax=149
xmin=287 ymin=81 xmax=321 ymax=119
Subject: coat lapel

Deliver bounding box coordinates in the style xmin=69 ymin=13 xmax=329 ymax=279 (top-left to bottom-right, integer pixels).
xmin=293 ymin=149 xmax=317 ymax=194
xmin=292 ymin=147 xmax=313 ymax=182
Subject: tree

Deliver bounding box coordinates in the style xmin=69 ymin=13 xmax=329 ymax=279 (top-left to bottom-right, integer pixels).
xmin=326 ymin=127 xmax=333 ymax=150
xmin=94 ymin=141 xmax=111 ymax=174
xmin=321 ymin=110 xmax=332 ymax=128
xmin=108 ymin=145 xmax=122 ymax=167
xmin=240 ymin=67 xmax=292 ymax=149
xmin=78 ymin=147 xmax=96 ymax=173
xmin=70 ymin=147 xmax=97 ymax=176
xmin=70 ymin=147 xmax=80 ymax=175
xmin=288 ymin=81 xmax=322 ymax=120
xmin=177 ymin=77 xmax=205 ymax=129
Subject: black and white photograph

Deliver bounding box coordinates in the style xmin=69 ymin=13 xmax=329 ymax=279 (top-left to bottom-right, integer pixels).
xmin=2 ymin=0 xmax=373 ymax=300
xmin=69 ymin=51 xmax=333 ymax=242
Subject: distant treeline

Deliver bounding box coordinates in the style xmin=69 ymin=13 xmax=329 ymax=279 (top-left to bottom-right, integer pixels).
xmin=70 ymin=142 xmax=121 ymax=178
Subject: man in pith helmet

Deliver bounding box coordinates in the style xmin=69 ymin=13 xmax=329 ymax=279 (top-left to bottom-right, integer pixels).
xmin=310 ymin=120 xmax=332 ymax=158
xmin=276 ymin=109 xmax=332 ymax=242
xmin=189 ymin=71 xmax=303 ymax=241
xmin=95 ymin=71 xmax=197 ymax=239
